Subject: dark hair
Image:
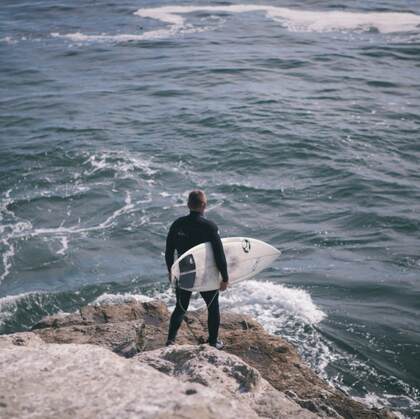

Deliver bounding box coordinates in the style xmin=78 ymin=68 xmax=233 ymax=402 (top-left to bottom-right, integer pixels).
xmin=188 ymin=190 xmax=207 ymax=210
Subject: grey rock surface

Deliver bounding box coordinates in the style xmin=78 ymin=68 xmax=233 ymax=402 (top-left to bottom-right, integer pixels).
xmin=0 ymin=331 xmax=44 ymax=347
xmin=31 ymin=300 xmax=169 ymax=357
xmin=0 ymin=299 xmax=395 ymax=419
xmin=29 ymin=300 xmax=396 ymax=418
xmin=0 ymin=337 xmax=259 ymax=419
xmin=136 ymin=344 xmax=319 ymax=419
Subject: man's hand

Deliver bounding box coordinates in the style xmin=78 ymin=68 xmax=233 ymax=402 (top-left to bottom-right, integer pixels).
xmin=220 ymin=280 xmax=228 ymax=291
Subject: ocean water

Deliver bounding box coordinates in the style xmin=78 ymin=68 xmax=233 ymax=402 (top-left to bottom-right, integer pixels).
xmin=1 ymin=0 xmax=419 ymax=416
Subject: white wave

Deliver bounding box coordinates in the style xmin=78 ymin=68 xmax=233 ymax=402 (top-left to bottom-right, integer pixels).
xmin=266 ymin=7 xmax=420 ymax=33
xmin=51 ymin=32 xmax=148 ymax=43
xmin=0 ymin=239 xmax=14 ymax=283
xmin=50 ymin=21 xmax=211 ymax=43
xmin=50 ymin=7 xmax=226 ymax=44
xmin=0 ymin=189 xmax=14 ymax=221
xmin=353 ymin=392 xmax=394 ymax=410
xmin=0 ymin=36 xmax=17 ymax=45
xmin=91 ymin=292 xmax=154 ymax=306
xmin=135 ymin=5 xmax=420 ymax=34
xmin=91 ymin=279 xmax=326 ymax=328
xmin=82 ymin=150 xmax=158 ymax=178
xmin=0 ymin=292 xmax=41 ymax=327
xmin=81 ymin=150 xmax=199 ymax=193
xmin=219 ymin=279 xmax=325 ymax=326
xmin=0 ymin=190 xmax=18 ymax=283
xmin=148 ymin=279 xmax=325 ymax=326
xmin=151 ymin=280 xmax=330 ymax=377
xmin=346 ymin=386 xmax=417 ymax=418
xmin=56 ymin=236 xmax=68 ymax=256
xmin=96 ymin=191 xmax=134 ymax=230
xmin=49 ymin=5 xmax=420 ymax=45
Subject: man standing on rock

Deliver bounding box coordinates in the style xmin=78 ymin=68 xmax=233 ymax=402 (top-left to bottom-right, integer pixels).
xmin=165 ymin=190 xmax=229 ymax=349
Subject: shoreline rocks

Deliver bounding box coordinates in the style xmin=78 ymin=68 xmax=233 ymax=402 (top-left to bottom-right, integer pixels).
xmin=0 ymin=340 xmax=259 ymax=419
xmin=136 ymin=344 xmax=318 ymax=418
xmin=0 ymin=300 xmax=397 ymax=419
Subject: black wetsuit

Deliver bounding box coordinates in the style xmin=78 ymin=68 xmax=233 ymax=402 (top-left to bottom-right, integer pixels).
xmin=165 ymin=210 xmax=228 ymax=344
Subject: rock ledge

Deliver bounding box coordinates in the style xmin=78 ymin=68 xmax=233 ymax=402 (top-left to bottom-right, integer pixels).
xmin=0 ymin=300 xmax=396 ymax=419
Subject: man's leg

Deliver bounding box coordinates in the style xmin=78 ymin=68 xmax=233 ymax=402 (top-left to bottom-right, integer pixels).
xmin=200 ymin=290 xmax=220 ymax=345
xmin=167 ymin=287 xmax=192 ymax=344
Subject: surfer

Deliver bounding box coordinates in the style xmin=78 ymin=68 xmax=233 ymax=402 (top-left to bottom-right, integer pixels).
xmin=165 ymin=190 xmax=229 ymax=349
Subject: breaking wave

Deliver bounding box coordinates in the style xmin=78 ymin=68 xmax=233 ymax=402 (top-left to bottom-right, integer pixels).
xmin=50 ymin=4 xmax=420 ymax=44
xmin=92 ymin=292 xmax=154 ymax=305
xmin=134 ymin=5 xmax=420 ymax=34
xmin=0 ymin=292 xmax=47 ymax=329
xmin=93 ymin=279 xmax=325 ymax=325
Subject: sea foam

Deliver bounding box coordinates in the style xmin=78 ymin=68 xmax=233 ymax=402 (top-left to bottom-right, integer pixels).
xmin=94 ymin=279 xmax=326 ymax=327
xmin=135 ymin=5 xmax=420 ymax=34
xmin=92 ymin=292 xmax=154 ymax=306
xmin=51 ymin=5 xmax=420 ymax=44
xmin=0 ymin=292 xmax=44 ymax=327
xmin=219 ymin=279 xmax=325 ymax=326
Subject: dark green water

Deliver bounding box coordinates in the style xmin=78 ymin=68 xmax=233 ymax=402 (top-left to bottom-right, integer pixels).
xmin=1 ymin=1 xmax=420 ymax=416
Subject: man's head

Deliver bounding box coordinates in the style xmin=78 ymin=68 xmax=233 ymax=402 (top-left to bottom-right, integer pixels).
xmin=188 ymin=190 xmax=207 ymax=214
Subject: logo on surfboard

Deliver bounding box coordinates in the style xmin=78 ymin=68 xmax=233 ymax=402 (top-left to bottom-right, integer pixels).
xmin=242 ymin=239 xmax=251 ymax=253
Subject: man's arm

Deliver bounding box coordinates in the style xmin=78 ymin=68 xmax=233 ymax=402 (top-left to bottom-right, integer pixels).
xmin=165 ymin=223 xmax=177 ymax=274
xmin=209 ymin=225 xmax=228 ymax=282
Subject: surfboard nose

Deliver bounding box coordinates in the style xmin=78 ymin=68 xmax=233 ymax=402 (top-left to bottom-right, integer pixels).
xmin=250 ymin=238 xmax=281 ymax=257
xmin=266 ymin=246 xmax=281 ymax=261
xmin=268 ymin=244 xmax=281 ymax=255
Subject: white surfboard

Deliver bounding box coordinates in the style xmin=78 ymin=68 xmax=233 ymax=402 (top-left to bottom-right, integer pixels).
xmin=170 ymin=237 xmax=281 ymax=292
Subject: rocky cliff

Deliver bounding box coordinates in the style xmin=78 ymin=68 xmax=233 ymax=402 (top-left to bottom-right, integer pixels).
xmin=0 ymin=300 xmax=396 ymax=419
